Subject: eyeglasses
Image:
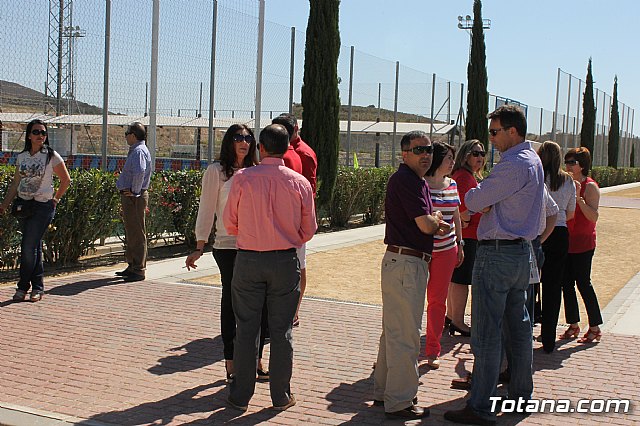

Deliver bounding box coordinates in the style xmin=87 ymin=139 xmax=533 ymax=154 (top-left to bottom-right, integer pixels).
xmin=403 ymin=145 xmax=433 ymax=155
xmin=488 ymin=127 xmax=510 ymax=136
xmin=31 ymin=129 xmax=47 ymax=136
xmin=470 ymin=150 xmax=486 ymax=157
xmin=564 ymin=159 xmax=578 ymax=165
xmin=233 ymin=134 xmax=255 ymax=143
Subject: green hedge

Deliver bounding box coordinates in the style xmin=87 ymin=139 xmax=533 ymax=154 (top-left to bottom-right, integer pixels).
xmin=1 ymin=163 xmax=636 ymax=270
xmin=591 ymin=166 xmax=640 ymax=188
xmin=0 ymin=165 xmax=204 ymax=269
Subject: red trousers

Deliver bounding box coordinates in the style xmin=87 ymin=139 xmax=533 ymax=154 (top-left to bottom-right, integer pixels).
xmin=424 ymin=245 xmax=458 ymax=357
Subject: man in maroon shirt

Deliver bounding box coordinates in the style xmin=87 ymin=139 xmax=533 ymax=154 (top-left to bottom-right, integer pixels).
xmin=272 ymin=113 xmax=318 ymax=326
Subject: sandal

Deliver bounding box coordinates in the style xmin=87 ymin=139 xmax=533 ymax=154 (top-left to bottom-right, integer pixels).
xmin=577 ymin=327 xmax=602 ymax=343
xmin=559 ymin=324 xmax=580 ymax=339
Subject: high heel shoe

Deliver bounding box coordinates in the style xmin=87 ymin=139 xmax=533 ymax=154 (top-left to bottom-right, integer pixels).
xmin=577 ymin=328 xmax=602 ymax=343
xmin=449 ymin=322 xmax=471 ymax=337
xmin=558 ymin=324 xmax=580 ymax=339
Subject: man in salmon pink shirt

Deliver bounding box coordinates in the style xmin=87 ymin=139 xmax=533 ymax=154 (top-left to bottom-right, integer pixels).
xmin=223 ymin=124 xmax=316 ymax=412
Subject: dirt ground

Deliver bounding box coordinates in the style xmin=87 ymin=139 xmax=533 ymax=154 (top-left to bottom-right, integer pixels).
xmin=193 ymin=187 xmax=640 ymax=329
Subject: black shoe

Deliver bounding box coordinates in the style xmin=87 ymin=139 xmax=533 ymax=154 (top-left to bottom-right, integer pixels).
xmin=115 ymin=268 xmax=133 ymax=277
xmin=373 ymin=397 xmax=417 ymax=407
xmin=498 ymin=369 xmax=510 ymax=384
xmin=444 ymin=406 xmax=495 ymax=425
xmin=257 ymin=368 xmax=269 ymax=381
xmin=123 ymin=273 xmax=145 ymax=282
xmin=385 ymin=404 xmax=429 ymax=419
xmin=449 ymin=322 xmax=471 ymax=337
xmin=227 ymin=397 xmax=248 ymax=412
xmin=444 ymin=316 xmax=452 ymax=330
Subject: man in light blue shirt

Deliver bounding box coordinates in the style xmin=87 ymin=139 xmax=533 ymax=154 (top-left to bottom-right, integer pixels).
xmin=445 ymin=105 xmax=544 ymax=425
xmin=115 ymin=122 xmax=152 ymax=282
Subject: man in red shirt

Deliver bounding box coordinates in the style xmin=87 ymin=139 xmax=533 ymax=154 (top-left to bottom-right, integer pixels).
xmin=272 ymin=113 xmax=318 ymax=326
xmin=223 ymin=124 xmax=316 ymax=412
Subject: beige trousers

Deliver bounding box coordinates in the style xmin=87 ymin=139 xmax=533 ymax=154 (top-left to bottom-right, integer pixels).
xmin=121 ymin=192 xmax=148 ymax=276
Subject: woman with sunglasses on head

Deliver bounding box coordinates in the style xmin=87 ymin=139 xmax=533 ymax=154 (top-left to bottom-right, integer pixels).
xmin=185 ymin=124 xmax=268 ymax=382
xmin=560 ymin=147 xmax=603 ymax=343
xmin=0 ymin=119 xmax=71 ymax=302
xmin=421 ymin=142 xmax=464 ymax=369
xmin=537 ymin=141 xmax=576 ymax=353
xmin=446 ymin=140 xmax=486 ymax=337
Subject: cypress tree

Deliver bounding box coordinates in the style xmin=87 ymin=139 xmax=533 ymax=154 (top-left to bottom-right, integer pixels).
xmin=580 ymin=58 xmax=596 ymax=155
xmin=608 ymin=76 xmax=620 ymax=168
xmin=300 ymin=0 xmax=341 ymax=208
xmin=465 ymin=0 xmax=489 ymax=150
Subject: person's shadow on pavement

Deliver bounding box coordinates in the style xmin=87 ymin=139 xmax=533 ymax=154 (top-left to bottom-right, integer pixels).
xmin=148 ymin=336 xmax=224 ymax=375
xmin=46 ymin=277 xmax=125 ymax=296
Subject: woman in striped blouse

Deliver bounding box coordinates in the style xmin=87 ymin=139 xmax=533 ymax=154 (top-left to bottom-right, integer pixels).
xmin=422 ymin=142 xmax=464 ymax=369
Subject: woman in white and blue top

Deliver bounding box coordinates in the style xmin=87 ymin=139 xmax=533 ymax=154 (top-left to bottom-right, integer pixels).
xmin=422 ymin=142 xmax=464 ymax=369
xmin=0 ymin=119 xmax=71 ymax=302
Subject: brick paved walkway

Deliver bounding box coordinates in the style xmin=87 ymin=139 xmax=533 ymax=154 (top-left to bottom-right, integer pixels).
xmin=1 ymin=273 xmax=638 ymax=425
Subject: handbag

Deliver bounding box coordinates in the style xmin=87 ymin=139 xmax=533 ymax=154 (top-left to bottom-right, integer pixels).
xmin=11 ymin=197 xmax=35 ymax=219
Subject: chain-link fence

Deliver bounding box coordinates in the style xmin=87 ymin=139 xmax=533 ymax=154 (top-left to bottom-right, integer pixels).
xmin=1 ymin=1 xmax=637 ymax=169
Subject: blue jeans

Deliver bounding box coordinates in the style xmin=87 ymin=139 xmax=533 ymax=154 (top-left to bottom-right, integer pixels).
xmin=18 ymin=200 xmax=55 ymax=293
xmin=468 ymin=241 xmax=533 ymax=420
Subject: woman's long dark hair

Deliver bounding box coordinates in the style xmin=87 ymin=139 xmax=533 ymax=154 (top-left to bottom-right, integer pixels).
xmin=425 ymin=141 xmax=455 ymax=177
xmin=218 ymin=124 xmax=257 ymax=179
xmin=24 ymin=119 xmax=54 ymax=163
xmin=538 ymin=141 xmax=571 ymax=191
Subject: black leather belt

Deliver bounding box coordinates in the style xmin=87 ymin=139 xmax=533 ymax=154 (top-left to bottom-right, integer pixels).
xmin=238 ymin=248 xmax=296 ymax=253
xmin=386 ymin=245 xmax=432 ymax=263
xmin=479 ymin=238 xmax=525 ymax=246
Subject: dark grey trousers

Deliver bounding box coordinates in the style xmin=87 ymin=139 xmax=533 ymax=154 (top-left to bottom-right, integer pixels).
xmin=229 ymin=249 xmax=300 ymax=407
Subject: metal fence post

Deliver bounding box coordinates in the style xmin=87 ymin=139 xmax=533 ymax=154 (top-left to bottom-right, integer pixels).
xmin=207 ymin=0 xmax=218 ymax=162
xmin=148 ymin=0 xmax=160 ymax=166
xmin=429 ymin=73 xmax=435 ymax=141
xmin=100 ymin=0 xmax=110 ymax=171
xmin=289 ymin=27 xmax=295 ymax=114
xmin=254 ymin=0 xmax=265 ymax=139
xmin=392 ymin=61 xmax=399 ymax=167
xmin=346 ymin=46 xmax=354 ymax=167
xmin=552 ymin=68 xmax=560 ymax=141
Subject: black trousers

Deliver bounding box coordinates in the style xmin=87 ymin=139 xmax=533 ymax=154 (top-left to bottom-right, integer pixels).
xmin=213 ymin=249 xmax=267 ymax=361
xmin=562 ymin=249 xmax=603 ymax=327
xmin=540 ymin=227 xmax=568 ymax=352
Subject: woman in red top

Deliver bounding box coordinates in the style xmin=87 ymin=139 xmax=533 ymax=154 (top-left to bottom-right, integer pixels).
xmin=447 ymin=139 xmax=486 ymax=336
xmin=561 ymin=147 xmax=603 ymax=343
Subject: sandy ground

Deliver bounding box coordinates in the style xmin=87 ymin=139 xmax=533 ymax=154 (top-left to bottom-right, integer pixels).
xmin=193 ymin=187 xmax=640 ymax=329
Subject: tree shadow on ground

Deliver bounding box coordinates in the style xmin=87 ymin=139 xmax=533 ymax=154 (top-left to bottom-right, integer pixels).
xmin=46 ymin=277 xmax=125 ymax=296
xmin=148 ymin=336 xmax=224 ymax=375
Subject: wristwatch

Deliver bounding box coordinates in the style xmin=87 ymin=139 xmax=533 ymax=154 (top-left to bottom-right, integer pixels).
xmin=457 ymin=240 xmax=465 ymax=247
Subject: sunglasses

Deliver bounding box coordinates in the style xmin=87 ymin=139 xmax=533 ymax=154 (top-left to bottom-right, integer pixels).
xmin=403 ymin=145 xmax=433 ymax=155
xmin=233 ymin=134 xmax=255 ymax=143
xmin=470 ymin=150 xmax=486 ymax=157
xmin=564 ymin=160 xmax=578 ymax=165
xmin=125 ymin=130 xmax=133 ymax=136
xmin=488 ymin=127 xmax=510 ymax=136
xmin=31 ymin=129 xmax=47 ymax=136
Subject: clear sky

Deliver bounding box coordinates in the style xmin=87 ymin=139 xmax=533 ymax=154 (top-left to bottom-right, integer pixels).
xmin=265 ymin=0 xmax=639 ymax=134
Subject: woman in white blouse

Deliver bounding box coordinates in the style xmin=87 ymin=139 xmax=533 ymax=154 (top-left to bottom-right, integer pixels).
xmin=185 ymin=124 xmax=264 ymax=383
xmin=0 ymin=119 xmax=70 ymax=302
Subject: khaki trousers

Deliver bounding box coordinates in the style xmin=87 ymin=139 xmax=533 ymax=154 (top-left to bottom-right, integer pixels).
xmin=373 ymin=251 xmax=429 ymax=412
xmin=121 ymin=192 xmax=148 ymax=276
